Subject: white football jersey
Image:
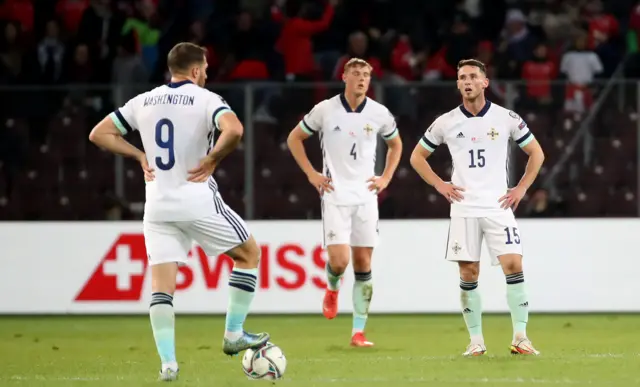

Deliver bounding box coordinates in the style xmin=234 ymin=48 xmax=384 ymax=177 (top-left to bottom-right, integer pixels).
xmin=300 ymin=94 xmax=399 ymax=205
xmin=420 ymin=101 xmax=535 ymax=217
xmin=109 ymin=80 xmax=233 ymax=221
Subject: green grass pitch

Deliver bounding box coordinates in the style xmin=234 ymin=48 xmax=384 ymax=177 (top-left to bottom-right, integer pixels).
xmin=1 ymin=314 xmax=638 ymax=386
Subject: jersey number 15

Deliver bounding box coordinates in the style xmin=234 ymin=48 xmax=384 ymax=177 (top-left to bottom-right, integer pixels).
xmin=155 ymin=118 xmax=175 ymax=170
xmin=468 ymin=149 xmax=485 ymax=168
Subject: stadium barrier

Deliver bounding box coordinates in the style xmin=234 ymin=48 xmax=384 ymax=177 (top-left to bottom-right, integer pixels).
xmin=0 ymin=219 xmax=637 ymax=314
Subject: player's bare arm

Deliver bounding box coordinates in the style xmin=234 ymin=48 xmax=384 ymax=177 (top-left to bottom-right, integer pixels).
xmin=188 ymin=112 xmax=243 ymax=182
xmin=410 ymin=143 xmax=465 ymax=203
xmin=88 ymin=115 xmax=155 ymax=181
xmin=368 ymin=134 xmax=402 ymax=193
xmin=286 ymin=125 xmax=334 ymax=193
xmin=499 ymin=138 xmax=544 ymax=210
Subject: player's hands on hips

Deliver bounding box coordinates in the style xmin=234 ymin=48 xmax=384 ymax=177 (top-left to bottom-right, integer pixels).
xmin=367 ymin=176 xmax=390 ymax=194
xmin=435 ymin=181 xmax=465 ymax=203
xmin=187 ymin=156 xmax=217 ymax=183
xmin=308 ymin=171 xmax=333 ymax=194
xmin=499 ymin=185 xmax=526 ymax=211
xmin=138 ymin=154 xmax=155 ymax=182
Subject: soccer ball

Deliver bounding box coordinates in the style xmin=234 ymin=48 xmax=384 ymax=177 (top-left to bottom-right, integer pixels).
xmin=242 ymin=342 xmax=287 ymax=380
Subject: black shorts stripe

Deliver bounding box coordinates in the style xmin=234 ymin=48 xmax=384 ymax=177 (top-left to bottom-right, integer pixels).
xmin=444 ymin=220 xmax=451 ymax=260
xmin=221 ymin=200 xmax=249 ymax=240
xmin=208 ymin=181 xmax=220 ymax=213
xmin=115 ymin=109 xmax=134 ymax=132
xmin=215 ymin=196 xmax=249 ymax=241
xmin=321 ymin=200 xmax=326 ymax=246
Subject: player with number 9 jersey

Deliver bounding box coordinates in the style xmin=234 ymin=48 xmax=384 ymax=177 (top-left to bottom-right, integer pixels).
xmin=89 ymin=42 xmax=269 ymax=382
xmin=111 ymin=71 xmax=228 ymax=221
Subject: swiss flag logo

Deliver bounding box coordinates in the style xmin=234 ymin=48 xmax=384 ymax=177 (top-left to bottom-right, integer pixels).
xmin=75 ymin=234 xmax=148 ymax=301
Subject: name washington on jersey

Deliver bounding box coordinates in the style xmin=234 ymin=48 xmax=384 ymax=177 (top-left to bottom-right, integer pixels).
xmin=143 ymin=94 xmax=195 ymax=107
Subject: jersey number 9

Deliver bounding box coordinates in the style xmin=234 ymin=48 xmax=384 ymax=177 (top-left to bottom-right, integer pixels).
xmin=155 ymin=118 xmax=175 ymax=170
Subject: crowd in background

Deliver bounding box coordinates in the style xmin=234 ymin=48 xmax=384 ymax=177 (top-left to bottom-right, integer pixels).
xmin=0 ymin=0 xmax=638 ymax=220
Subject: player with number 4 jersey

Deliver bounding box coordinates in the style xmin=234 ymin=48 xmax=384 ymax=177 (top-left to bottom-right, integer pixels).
xmin=287 ymin=58 xmax=403 ymax=347
xmin=410 ymin=59 xmax=545 ymax=357
xmin=89 ymin=42 xmax=269 ymax=381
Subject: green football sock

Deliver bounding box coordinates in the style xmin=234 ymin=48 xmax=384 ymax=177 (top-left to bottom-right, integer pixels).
xmin=460 ymin=279 xmax=483 ymax=342
xmin=326 ymin=263 xmax=344 ymax=291
xmin=506 ymin=272 xmax=528 ymax=339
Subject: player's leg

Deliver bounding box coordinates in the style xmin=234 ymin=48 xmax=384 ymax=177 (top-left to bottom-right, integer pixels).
xmin=348 ymin=201 xmax=378 ymax=347
xmin=446 ymin=217 xmax=485 ymax=356
xmin=143 ymin=221 xmax=191 ymax=381
xmin=321 ymin=201 xmax=352 ymax=320
xmin=482 ymin=215 xmax=539 ymax=355
xmin=185 ymin=197 xmax=269 ymax=355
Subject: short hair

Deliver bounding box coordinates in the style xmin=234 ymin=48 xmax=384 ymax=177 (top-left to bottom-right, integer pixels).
xmin=167 ymin=42 xmax=206 ymax=74
xmin=457 ymin=59 xmax=487 ymax=75
xmin=343 ymin=57 xmax=372 ymax=73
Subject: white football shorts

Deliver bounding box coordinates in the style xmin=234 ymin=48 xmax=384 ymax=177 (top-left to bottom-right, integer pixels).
xmin=321 ymin=200 xmax=379 ymax=247
xmin=143 ymin=194 xmax=250 ymax=266
xmin=445 ymin=212 xmax=523 ymax=266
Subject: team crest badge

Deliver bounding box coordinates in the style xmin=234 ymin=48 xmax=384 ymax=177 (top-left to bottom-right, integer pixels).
xmin=487 ymin=128 xmax=499 ymax=140
xmin=363 ymin=124 xmax=374 ymax=135
xmin=452 ymin=241 xmax=462 ymax=255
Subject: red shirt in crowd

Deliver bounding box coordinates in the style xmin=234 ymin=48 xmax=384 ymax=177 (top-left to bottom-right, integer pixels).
xmin=274 ymin=3 xmax=334 ymax=77
xmin=522 ymin=60 xmax=556 ymax=98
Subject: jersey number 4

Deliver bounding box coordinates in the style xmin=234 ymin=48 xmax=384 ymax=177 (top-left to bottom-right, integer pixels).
xmin=468 ymin=149 xmax=485 ymax=168
xmin=350 ymin=143 xmax=357 ymax=160
xmin=155 ymin=118 xmax=175 ymax=170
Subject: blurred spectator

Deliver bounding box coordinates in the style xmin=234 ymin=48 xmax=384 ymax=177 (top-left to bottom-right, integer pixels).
xmin=0 ymin=0 xmax=34 ymax=32
xmin=274 ymin=0 xmax=336 ymax=81
xmin=560 ymin=33 xmax=603 ymax=114
xmin=65 ymin=43 xmax=94 ymax=84
xmin=112 ymin=33 xmax=148 ymax=109
xmin=521 ymin=42 xmax=556 ymax=107
xmin=0 ymin=21 xmax=24 ymax=84
xmin=187 ymin=20 xmax=218 ymax=79
xmin=390 ymin=34 xmax=424 ymax=81
xmin=56 ymin=0 xmax=90 ymax=34
xmin=36 ymin=19 xmax=65 ymax=84
xmin=445 ymin=13 xmax=477 ymax=71
xmin=497 ymin=9 xmax=537 ymax=79
xmin=583 ymin=0 xmax=619 ymax=50
xmin=121 ymin=0 xmax=160 ymax=73
xmin=78 ymin=0 xmax=125 ymax=83
xmin=222 ymin=10 xmax=270 ymax=82
xmin=333 ymin=31 xmax=382 ymax=80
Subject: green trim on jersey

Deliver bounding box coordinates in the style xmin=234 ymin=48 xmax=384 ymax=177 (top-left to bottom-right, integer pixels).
xmin=214 ymin=107 xmax=234 ymax=129
xmin=383 ymin=128 xmax=399 ymax=140
xmin=299 ymin=120 xmax=314 ymax=136
xmin=518 ymin=134 xmax=534 ymax=148
xmin=109 ymin=112 xmax=128 ymax=135
xmin=419 ymin=138 xmax=435 ymax=152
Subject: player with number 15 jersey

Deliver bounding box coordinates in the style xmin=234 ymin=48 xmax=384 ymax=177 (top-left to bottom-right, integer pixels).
xmin=89 ymin=42 xmax=269 ymax=381
xmin=410 ymin=59 xmax=545 ymax=357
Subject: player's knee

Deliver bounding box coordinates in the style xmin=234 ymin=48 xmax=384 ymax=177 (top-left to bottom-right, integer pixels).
xmin=351 ymin=248 xmax=372 ymax=272
xmin=459 ymin=262 xmax=479 ymax=282
xmin=228 ymin=236 xmax=261 ymax=267
xmin=499 ymin=254 xmax=523 ymax=274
